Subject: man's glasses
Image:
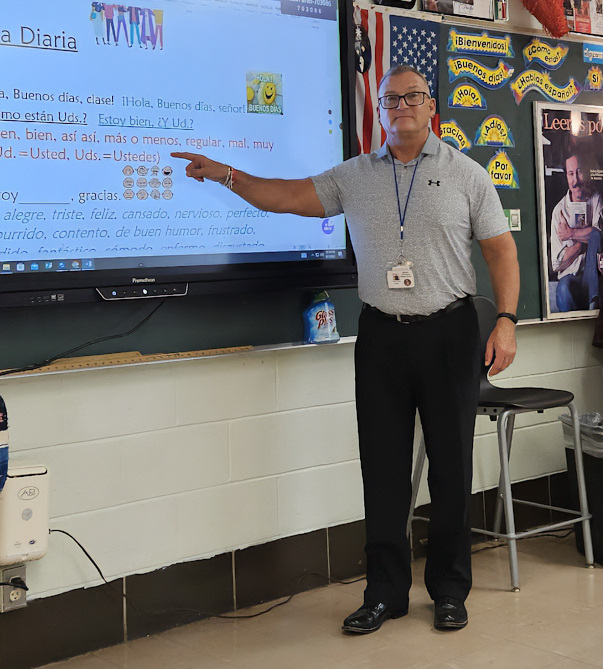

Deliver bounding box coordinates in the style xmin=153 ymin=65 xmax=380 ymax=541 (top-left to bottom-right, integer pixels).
xmin=378 ymin=92 xmax=430 ymax=109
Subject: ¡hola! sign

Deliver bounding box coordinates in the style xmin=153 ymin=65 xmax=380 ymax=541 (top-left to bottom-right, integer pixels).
xmin=448 ymin=83 xmax=487 ymax=109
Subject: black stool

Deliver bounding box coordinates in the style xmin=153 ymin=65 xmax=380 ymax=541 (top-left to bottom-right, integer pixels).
xmin=408 ymin=296 xmax=594 ymax=591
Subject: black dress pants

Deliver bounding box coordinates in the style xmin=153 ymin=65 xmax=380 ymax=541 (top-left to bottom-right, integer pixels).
xmin=354 ymin=298 xmax=481 ymax=610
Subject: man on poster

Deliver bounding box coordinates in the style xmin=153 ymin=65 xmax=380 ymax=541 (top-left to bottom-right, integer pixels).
xmin=172 ymin=65 xmax=519 ymax=634
xmin=550 ymin=148 xmax=602 ymax=312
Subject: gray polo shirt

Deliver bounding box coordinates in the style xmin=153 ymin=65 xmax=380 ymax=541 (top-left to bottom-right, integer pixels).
xmin=311 ymin=131 xmax=510 ymax=316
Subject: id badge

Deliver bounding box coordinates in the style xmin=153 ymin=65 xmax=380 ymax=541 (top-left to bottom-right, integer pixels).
xmin=387 ymin=263 xmax=415 ymax=289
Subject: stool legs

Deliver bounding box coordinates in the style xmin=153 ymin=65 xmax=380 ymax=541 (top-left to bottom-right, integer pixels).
xmin=568 ymin=402 xmax=595 ymax=567
xmin=408 ymin=404 xmax=595 ymax=592
xmin=493 ymin=413 xmax=516 ymax=536
xmin=497 ymin=409 xmax=520 ymax=591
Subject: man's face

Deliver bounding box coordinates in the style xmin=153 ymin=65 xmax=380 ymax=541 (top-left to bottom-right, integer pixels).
xmin=377 ymin=72 xmax=436 ymax=139
xmin=566 ymin=155 xmax=591 ymax=202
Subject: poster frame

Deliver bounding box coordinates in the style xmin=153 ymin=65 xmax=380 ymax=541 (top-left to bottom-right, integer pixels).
xmin=534 ymin=100 xmax=602 ymax=321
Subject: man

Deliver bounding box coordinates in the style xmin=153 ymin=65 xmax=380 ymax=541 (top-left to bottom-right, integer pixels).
xmin=172 ymin=65 xmax=519 ymax=633
xmin=550 ymin=149 xmax=602 ymax=312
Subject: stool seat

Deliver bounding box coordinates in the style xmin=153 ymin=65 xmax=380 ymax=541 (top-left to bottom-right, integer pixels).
xmin=479 ymin=386 xmax=575 ymax=410
xmin=408 ymin=296 xmax=594 ymax=591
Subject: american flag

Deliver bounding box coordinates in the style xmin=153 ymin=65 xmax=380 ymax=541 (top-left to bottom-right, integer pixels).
xmin=355 ymin=7 xmax=440 ymax=154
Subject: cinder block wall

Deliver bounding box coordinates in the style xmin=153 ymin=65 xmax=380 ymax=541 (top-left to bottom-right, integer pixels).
xmin=1 ymin=318 xmax=601 ymax=601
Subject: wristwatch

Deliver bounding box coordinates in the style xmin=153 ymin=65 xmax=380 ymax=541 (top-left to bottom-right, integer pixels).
xmin=497 ymin=312 xmax=518 ymax=325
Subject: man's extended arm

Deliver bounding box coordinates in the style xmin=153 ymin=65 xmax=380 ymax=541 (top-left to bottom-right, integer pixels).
xmin=478 ymin=231 xmax=520 ymax=376
xmin=171 ymin=152 xmax=325 ymax=217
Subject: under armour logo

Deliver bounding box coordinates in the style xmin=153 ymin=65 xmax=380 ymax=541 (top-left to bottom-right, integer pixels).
xmin=428 ymin=180 xmax=441 ymax=186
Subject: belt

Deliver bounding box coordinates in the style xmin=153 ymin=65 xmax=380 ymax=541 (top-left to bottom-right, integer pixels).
xmin=363 ymin=296 xmax=471 ymax=323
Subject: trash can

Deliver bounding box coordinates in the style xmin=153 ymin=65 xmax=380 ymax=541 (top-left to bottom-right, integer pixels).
xmin=560 ymin=413 xmax=603 ymax=566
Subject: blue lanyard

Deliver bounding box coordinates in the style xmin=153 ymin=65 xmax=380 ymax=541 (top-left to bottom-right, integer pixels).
xmin=390 ymin=149 xmax=422 ymax=242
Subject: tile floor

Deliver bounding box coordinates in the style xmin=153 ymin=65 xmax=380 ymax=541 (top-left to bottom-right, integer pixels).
xmin=42 ymin=534 xmax=602 ymax=669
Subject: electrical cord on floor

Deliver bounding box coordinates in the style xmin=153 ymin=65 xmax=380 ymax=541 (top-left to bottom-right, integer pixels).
xmin=167 ymin=596 xmax=297 ymax=620
xmin=49 ymin=528 xmax=364 ymax=621
xmin=50 ymin=525 xmax=578 ymax=622
xmin=153 ymin=572 xmax=366 ymax=620
xmin=0 ymin=300 xmax=165 ymax=378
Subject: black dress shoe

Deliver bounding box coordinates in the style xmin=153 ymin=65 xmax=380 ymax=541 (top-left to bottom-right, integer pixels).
xmin=342 ymin=603 xmax=407 ymax=634
xmin=434 ymin=597 xmax=468 ymax=630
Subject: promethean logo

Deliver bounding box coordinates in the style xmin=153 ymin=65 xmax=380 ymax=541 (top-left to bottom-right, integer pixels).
xmin=132 ymin=277 xmax=156 ymax=284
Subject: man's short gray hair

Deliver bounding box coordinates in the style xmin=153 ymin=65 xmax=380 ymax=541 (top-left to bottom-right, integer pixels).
xmin=379 ymin=65 xmax=431 ymax=94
